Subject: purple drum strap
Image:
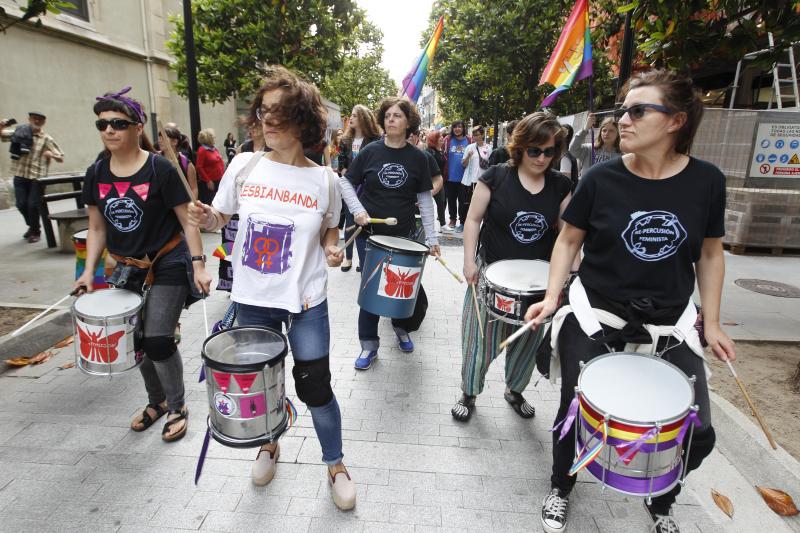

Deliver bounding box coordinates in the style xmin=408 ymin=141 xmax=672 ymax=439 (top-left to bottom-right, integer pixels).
xmin=194 ymin=423 xmax=212 ymax=485
xmin=584 ymin=458 xmax=682 ymax=495
xmin=579 ymin=416 xmax=679 ymax=452
xmin=199 ymin=366 xmax=206 ymax=383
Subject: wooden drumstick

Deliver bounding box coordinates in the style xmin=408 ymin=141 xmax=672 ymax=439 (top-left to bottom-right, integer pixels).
xmin=341 ymin=226 xmax=363 ymax=251
xmin=498 ymin=318 xmax=536 ymax=351
xmin=435 ymin=256 xmax=464 ymax=283
xmin=470 ymin=283 xmax=484 ymax=340
xmin=725 ymin=360 xmax=778 ymax=450
xmin=157 ymin=120 xmax=196 ymax=202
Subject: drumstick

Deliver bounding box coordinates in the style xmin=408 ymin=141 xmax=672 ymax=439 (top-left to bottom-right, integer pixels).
xmin=470 ymin=283 xmax=484 ymax=340
xmin=498 ymin=318 xmax=536 ymax=351
xmin=725 ymin=360 xmax=778 ymax=450
xmin=341 ymin=226 xmax=363 ymax=251
xmin=368 ymin=217 xmax=397 ymax=225
xmin=12 ymin=288 xmax=80 ymax=337
xmin=435 ymin=256 xmax=464 ymax=283
xmin=157 ymin=120 xmax=196 ymax=202
xmin=201 ymin=294 xmax=209 ymax=339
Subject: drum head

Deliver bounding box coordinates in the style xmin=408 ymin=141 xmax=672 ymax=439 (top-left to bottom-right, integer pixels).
xmin=579 ymin=353 xmax=693 ymax=424
xmin=203 ymin=326 xmax=288 ymax=370
xmin=368 ymin=235 xmax=429 ymax=255
xmin=73 ymin=229 xmax=88 ymax=240
xmin=73 ymin=289 xmax=142 ymax=316
xmin=484 ymin=259 xmax=549 ymax=292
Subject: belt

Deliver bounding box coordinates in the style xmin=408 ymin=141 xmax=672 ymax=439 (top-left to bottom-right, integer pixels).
xmin=111 ymin=233 xmax=183 ymax=289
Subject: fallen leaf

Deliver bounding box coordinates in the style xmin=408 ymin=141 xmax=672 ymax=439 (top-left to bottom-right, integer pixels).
xmin=711 ymin=489 xmax=734 ymax=518
xmin=58 ymin=361 xmax=76 ymax=370
xmin=53 ymin=335 xmax=74 ymax=348
xmin=5 ymin=357 xmax=33 ymax=366
xmin=756 ymin=486 xmax=799 ymax=516
xmin=27 ymin=351 xmax=54 ymax=364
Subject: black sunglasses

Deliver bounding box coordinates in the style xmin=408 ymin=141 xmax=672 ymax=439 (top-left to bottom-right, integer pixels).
xmin=95 ymin=118 xmax=138 ymax=131
xmin=612 ymin=103 xmax=673 ymax=121
xmin=526 ymin=146 xmax=556 ymax=158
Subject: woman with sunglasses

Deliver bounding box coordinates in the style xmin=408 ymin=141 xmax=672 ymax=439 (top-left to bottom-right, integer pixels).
xmin=570 ymin=113 xmax=621 ymax=176
xmin=78 ymin=88 xmax=212 ymax=442
xmin=188 ymin=66 xmax=356 ymax=511
xmin=526 ymin=70 xmax=735 ymax=533
xmin=159 ymin=127 xmax=198 ymax=199
xmin=452 ymin=112 xmax=572 ymax=422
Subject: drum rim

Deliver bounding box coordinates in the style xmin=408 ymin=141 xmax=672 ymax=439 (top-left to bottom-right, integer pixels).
xmin=577 ymin=352 xmax=695 ymax=427
xmin=483 ymin=259 xmax=550 ymax=295
xmin=367 ymin=234 xmax=429 ymax=255
xmin=207 ymin=413 xmax=288 ymax=448
xmin=71 ymin=288 xmax=144 ymax=319
xmin=202 ymin=325 xmax=289 ymax=372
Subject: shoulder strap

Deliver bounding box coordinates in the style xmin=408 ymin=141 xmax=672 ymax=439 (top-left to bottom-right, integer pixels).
xmin=235 ymin=151 xmax=265 ymax=195
xmin=320 ymin=167 xmax=336 ymax=241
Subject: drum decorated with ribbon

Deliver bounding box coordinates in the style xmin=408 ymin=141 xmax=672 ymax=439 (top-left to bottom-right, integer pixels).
xmin=72 ymin=229 xmax=108 ymax=289
xmin=201 ymin=326 xmax=291 ymax=447
xmin=358 ymin=235 xmax=429 ymax=319
xmin=72 ymin=289 xmax=143 ymax=376
xmin=481 ymin=259 xmax=549 ymax=325
xmin=562 ymin=352 xmax=699 ymax=498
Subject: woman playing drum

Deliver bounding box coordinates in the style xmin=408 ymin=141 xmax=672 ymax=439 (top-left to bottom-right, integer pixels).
xmin=525 ymin=69 xmax=736 ymax=533
xmin=188 ymin=66 xmax=356 ymax=510
xmin=452 ymin=112 xmax=573 ymax=422
xmin=77 ymin=88 xmax=211 ymax=442
xmin=339 ymin=96 xmax=441 ymax=371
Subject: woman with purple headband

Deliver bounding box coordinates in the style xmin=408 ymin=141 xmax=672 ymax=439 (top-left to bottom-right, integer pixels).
xmin=76 ymin=87 xmax=212 ymax=442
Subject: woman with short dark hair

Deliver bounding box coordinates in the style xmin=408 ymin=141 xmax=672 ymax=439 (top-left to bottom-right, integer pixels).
xmin=526 ymin=69 xmax=735 ymax=533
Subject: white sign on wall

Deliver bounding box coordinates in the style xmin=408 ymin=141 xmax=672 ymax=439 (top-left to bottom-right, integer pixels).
xmin=748 ymin=120 xmax=800 ymax=178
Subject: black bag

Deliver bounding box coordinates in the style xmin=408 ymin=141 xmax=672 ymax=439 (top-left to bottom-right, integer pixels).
xmin=107 ymin=263 xmax=149 ymax=295
xmin=391 ymin=286 xmax=428 ymax=333
xmin=477 ymin=147 xmax=489 ymax=170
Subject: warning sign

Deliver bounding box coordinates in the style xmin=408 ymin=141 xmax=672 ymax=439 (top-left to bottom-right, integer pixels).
xmin=748 ymin=113 xmax=800 ymax=179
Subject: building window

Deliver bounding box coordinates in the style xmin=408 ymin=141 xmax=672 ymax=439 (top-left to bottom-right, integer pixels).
xmin=60 ymin=0 xmax=90 ymax=21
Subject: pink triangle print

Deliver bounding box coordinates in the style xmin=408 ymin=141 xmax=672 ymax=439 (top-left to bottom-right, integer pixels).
xmin=212 ymin=371 xmax=231 ymax=393
xmin=233 ymin=373 xmax=257 ymax=393
xmin=132 ymin=183 xmax=150 ymax=201
xmin=113 ymin=182 xmax=131 ymax=197
xmin=98 ymin=183 xmax=112 ymax=199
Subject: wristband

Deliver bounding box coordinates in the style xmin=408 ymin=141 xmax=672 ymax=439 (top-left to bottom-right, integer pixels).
xmin=191 ymin=255 xmax=207 ymax=263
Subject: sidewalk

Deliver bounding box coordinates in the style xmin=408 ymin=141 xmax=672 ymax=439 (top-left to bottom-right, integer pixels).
xmin=0 ymin=201 xmax=799 ymax=532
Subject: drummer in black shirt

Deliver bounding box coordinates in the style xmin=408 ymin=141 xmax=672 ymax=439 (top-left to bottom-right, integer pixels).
xmin=340 ymin=97 xmax=441 ymax=371
xmin=452 ymin=112 xmax=572 ymax=422
xmin=525 ymin=69 xmax=736 ymax=533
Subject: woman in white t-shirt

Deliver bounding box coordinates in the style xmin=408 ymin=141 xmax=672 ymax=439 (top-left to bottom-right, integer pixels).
xmin=188 ymin=66 xmax=356 ymax=511
xmin=460 ymin=124 xmax=492 ymax=193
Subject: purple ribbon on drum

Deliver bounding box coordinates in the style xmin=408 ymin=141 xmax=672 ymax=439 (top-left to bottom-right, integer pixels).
xmin=551 ymin=396 xmax=580 ymax=442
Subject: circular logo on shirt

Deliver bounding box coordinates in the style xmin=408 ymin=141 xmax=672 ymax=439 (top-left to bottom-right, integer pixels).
xmin=214 ymin=392 xmax=237 ymax=417
xmin=621 ymin=210 xmax=687 ymax=262
xmin=104 ymin=197 xmax=143 ymax=232
xmin=509 ymin=211 xmax=548 ymax=243
xmin=378 ymin=163 xmax=408 ymax=188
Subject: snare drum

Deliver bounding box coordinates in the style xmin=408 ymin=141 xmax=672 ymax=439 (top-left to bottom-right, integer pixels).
xmin=202 ymin=326 xmax=290 ymax=447
xmin=575 ymin=352 xmax=698 ymax=497
xmin=358 ymin=235 xmax=429 ymax=319
xmin=481 ymin=259 xmax=549 ymax=325
xmin=72 ymin=289 xmax=143 ymax=376
xmin=72 ymin=230 xmax=108 ymax=289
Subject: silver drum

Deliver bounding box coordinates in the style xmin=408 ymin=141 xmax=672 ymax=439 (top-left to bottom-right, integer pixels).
xmin=202 ymin=326 xmax=289 ymax=448
xmin=481 ymin=259 xmax=549 ymax=325
xmin=72 ymin=289 xmax=143 ymax=376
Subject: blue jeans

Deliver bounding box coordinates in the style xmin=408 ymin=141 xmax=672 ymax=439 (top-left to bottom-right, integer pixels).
xmin=236 ymin=300 xmax=343 ymax=465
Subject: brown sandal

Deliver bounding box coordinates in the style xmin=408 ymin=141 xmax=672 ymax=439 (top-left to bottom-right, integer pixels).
xmin=131 ymin=403 xmax=167 ymax=432
xmin=162 ymin=407 xmax=189 ymax=442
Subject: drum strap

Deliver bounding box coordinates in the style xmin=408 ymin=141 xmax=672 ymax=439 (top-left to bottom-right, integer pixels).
xmin=111 ymin=233 xmax=183 ymax=289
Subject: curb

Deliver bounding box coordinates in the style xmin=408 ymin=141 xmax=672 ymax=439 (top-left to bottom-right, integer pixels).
xmin=0 ymin=309 xmax=72 ymax=363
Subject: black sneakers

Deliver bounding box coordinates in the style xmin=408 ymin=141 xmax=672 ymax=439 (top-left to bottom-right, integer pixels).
xmin=645 ymin=501 xmax=681 ymax=533
xmin=541 ymin=488 xmax=569 ymax=533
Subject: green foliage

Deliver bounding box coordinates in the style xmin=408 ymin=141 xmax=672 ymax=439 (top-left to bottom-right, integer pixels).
xmin=167 ymin=0 xmax=370 ymax=104
xmin=424 ymin=0 xmax=618 ymax=124
xmin=320 ymin=55 xmax=397 ymax=116
xmin=0 ymin=0 xmax=76 ymax=32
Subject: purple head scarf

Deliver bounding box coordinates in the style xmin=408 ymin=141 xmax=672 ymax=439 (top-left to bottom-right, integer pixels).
xmin=95 ymin=86 xmax=146 ymax=124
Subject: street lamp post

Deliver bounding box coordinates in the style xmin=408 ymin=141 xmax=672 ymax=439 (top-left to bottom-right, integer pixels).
xmin=182 ymin=0 xmax=201 ymax=150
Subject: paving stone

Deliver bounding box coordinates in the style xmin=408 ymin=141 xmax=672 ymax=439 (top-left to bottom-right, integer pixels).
xmin=201 ymin=511 xmax=310 ymax=532
xmin=390 ymin=503 xmax=441 ymax=526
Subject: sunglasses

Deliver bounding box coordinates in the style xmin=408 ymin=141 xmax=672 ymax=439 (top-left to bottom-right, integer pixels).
xmin=612 ymin=103 xmax=673 ymax=121
xmin=526 ymin=146 xmax=556 ymax=158
xmin=256 ymin=105 xmax=282 ymax=122
xmin=95 ymin=118 xmax=138 ymax=131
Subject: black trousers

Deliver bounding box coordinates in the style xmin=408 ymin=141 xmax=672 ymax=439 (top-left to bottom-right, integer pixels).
xmin=551 ymin=313 xmax=715 ymax=513
xmin=13 ymin=176 xmax=41 ymax=232
xmin=434 ymin=189 xmax=446 ymax=226
xmin=444 ymin=181 xmax=471 ymax=224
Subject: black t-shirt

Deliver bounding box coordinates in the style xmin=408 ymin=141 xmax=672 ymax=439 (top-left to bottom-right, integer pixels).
xmin=479 ymin=164 xmax=571 ymax=264
xmin=346 ymin=140 xmax=433 ymax=237
xmin=423 ymin=149 xmax=441 ymax=176
xmin=563 ymin=157 xmax=726 ymax=309
xmin=82 ymin=154 xmax=190 ymax=260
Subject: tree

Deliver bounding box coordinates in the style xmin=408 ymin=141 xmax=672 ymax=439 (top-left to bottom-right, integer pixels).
xmin=0 ymin=0 xmax=77 ymax=32
xmin=424 ymin=0 xmax=619 ymax=124
xmin=166 ymin=0 xmax=369 ymax=104
xmin=320 ymin=21 xmax=397 ymax=114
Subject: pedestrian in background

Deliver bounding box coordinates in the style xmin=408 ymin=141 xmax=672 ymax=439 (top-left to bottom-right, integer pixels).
xmin=444 ymin=119 xmax=470 ymax=232
xmin=426 ymin=130 xmax=447 ymax=228
xmin=224 ymin=132 xmax=237 ymax=163
xmin=558 ymin=124 xmax=579 ymax=191
xmin=196 ymin=128 xmax=225 ymax=205
xmin=570 ymin=113 xmax=621 ymax=175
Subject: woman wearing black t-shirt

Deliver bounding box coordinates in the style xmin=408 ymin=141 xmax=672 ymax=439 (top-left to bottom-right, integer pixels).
xmin=77 ymin=89 xmax=211 ymax=442
xmin=452 ymin=112 xmax=572 ymax=423
xmin=525 ymin=70 xmax=736 ymax=533
xmin=340 ymin=97 xmax=441 ymax=371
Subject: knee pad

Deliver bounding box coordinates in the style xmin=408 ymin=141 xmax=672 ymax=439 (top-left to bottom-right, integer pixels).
xmin=141 ymin=335 xmax=177 ymax=361
xmin=292 ymin=356 xmax=333 ymax=407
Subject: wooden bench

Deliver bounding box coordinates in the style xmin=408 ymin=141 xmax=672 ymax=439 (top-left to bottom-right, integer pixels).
xmin=37 ymin=173 xmax=86 ymax=250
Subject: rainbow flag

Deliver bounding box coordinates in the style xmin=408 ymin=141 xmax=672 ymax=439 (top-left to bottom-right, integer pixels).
xmin=538 ymin=0 xmax=592 ymax=107
xmin=400 ymin=16 xmax=444 ymax=103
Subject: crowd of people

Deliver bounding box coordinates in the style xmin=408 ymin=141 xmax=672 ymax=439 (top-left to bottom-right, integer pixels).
xmin=2 ymin=64 xmax=737 ymax=533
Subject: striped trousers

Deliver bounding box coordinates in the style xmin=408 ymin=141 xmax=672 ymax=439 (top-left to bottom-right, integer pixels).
xmin=459 ymin=289 xmax=545 ymax=396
